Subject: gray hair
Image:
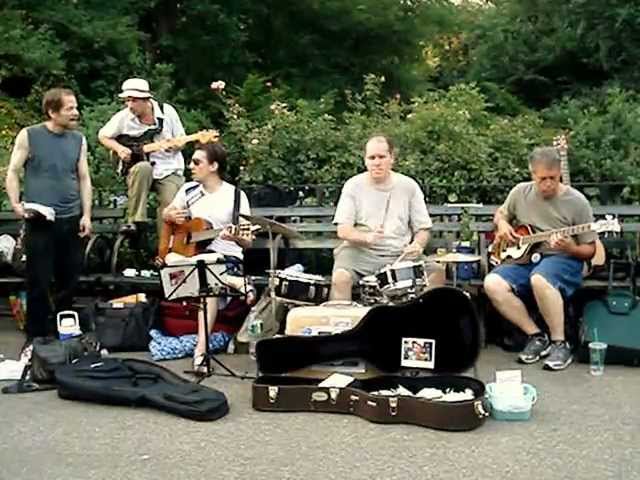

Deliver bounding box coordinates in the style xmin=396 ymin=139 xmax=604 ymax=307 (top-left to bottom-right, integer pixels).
xmin=528 ymin=146 xmax=561 ymax=170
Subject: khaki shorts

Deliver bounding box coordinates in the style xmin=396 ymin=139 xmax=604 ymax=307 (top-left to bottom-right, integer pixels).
xmin=332 ymin=242 xmax=443 ymax=281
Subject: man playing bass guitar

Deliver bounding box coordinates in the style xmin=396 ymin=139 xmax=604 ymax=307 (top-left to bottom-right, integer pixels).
xmin=98 ymin=78 xmax=186 ymax=235
xmin=484 ymin=146 xmax=596 ymax=371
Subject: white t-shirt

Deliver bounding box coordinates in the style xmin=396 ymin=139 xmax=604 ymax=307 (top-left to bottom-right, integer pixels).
xmin=333 ymin=171 xmax=432 ymax=256
xmin=98 ymin=99 xmax=185 ymax=179
xmin=170 ymin=181 xmax=251 ymax=259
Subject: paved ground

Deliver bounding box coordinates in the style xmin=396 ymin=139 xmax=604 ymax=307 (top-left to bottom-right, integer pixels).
xmin=0 ymin=313 xmax=638 ymax=480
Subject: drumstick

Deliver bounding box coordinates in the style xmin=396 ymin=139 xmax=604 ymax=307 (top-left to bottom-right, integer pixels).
xmin=380 ymin=193 xmax=392 ymax=228
xmin=393 ymin=251 xmax=408 ymax=266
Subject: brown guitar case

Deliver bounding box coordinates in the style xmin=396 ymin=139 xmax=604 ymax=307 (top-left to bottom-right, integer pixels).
xmin=253 ymin=374 xmax=487 ymax=431
xmin=252 ymin=286 xmax=488 ymax=430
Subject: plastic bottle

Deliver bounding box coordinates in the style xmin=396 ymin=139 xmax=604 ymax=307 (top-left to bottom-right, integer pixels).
xmin=247 ymin=317 xmax=264 ymax=360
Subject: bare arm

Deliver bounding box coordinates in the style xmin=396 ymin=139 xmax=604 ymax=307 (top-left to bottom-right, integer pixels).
xmin=400 ymin=228 xmax=430 ymax=259
xmin=568 ymin=242 xmax=597 ymax=261
xmin=493 ymin=206 xmax=519 ymax=243
xmin=77 ymin=138 xmax=92 ymax=216
xmin=98 ymin=135 xmax=131 ymax=161
xmin=549 ymin=235 xmax=596 ymax=261
xmin=77 ymin=138 xmax=93 ymax=236
xmin=5 ymin=129 xmax=29 ymax=218
xmin=337 ymin=224 xmax=382 ymax=247
xmin=413 ymin=229 xmax=430 ymax=250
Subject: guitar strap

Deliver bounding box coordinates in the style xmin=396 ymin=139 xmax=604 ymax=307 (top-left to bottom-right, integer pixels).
xmin=184 ymin=184 xmax=241 ymax=225
xmin=185 ymin=184 xmax=204 ymax=209
xmin=141 ymin=102 xmax=166 ymax=155
xmin=232 ymin=187 xmax=241 ymax=225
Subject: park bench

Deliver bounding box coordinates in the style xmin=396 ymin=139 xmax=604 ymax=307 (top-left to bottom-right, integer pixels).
xmin=1 ymin=202 xmax=638 ymax=295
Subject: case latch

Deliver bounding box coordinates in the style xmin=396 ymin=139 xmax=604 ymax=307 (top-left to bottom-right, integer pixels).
xmin=329 ymin=387 xmax=340 ymax=404
xmin=268 ymin=386 xmax=279 ymax=403
xmin=474 ymin=399 xmax=489 ymax=418
xmin=348 ymin=394 xmax=359 ymax=412
xmin=389 ymin=397 xmax=398 ymax=416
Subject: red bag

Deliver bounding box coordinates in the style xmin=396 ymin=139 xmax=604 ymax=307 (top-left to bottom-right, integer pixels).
xmin=160 ymin=299 xmax=250 ymax=337
xmin=160 ymin=301 xmax=199 ymax=337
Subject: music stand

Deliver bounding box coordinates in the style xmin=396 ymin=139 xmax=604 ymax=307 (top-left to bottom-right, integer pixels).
xmin=163 ymin=258 xmax=254 ymax=381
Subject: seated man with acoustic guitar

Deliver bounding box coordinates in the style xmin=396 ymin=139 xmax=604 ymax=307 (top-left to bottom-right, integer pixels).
xmin=484 ymin=146 xmax=597 ymax=371
xmin=161 ymin=142 xmax=253 ymax=373
xmin=98 ymin=78 xmax=186 ymax=235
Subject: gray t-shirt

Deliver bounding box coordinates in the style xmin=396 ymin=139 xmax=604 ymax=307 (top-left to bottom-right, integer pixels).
xmin=501 ymin=182 xmax=597 ymax=250
xmin=333 ymin=172 xmax=432 ymax=256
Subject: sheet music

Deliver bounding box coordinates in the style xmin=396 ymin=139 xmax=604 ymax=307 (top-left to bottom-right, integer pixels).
xmin=23 ymin=202 xmax=55 ymax=221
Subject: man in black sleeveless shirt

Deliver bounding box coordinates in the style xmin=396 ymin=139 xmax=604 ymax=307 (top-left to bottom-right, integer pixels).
xmin=5 ymin=88 xmax=93 ymax=344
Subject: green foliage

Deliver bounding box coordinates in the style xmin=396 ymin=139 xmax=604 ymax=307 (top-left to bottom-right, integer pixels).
xmin=0 ymin=97 xmax=38 ymax=169
xmin=543 ymin=86 xmax=640 ymax=202
xmin=464 ymin=0 xmax=640 ymax=106
xmin=1 ymin=0 xmax=640 ymax=210
xmin=222 ymin=77 xmax=547 ymax=204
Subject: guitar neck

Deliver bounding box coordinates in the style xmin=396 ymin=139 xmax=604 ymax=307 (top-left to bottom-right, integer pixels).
xmin=143 ymin=132 xmax=201 ymax=153
xmin=521 ymin=223 xmax=593 ymax=245
xmin=560 ymin=156 xmax=571 ymax=185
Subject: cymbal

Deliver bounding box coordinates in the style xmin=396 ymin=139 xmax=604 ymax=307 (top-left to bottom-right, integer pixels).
xmin=425 ymin=252 xmax=482 ymax=263
xmin=240 ymin=213 xmax=301 ymax=238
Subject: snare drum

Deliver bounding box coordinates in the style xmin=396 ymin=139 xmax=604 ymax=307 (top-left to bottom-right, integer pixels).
xmin=273 ymin=271 xmax=331 ymax=305
xmin=375 ymin=261 xmax=428 ymax=297
xmin=358 ymin=275 xmax=382 ymax=305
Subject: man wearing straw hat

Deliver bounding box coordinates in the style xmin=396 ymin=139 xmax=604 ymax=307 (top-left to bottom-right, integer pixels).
xmin=99 ymin=78 xmax=186 ymax=235
xmin=330 ymin=134 xmax=445 ymax=301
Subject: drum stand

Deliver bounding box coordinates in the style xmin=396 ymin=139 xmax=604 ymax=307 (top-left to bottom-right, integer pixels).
xmin=167 ymin=259 xmax=255 ymax=381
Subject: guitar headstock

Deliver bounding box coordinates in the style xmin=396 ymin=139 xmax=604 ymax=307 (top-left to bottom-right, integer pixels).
xmin=552 ymin=133 xmax=569 ymax=158
xmin=194 ymin=129 xmax=220 ymax=145
xmin=552 ymin=132 xmax=571 ymax=185
xmin=234 ymin=223 xmax=261 ymax=240
xmin=592 ymin=216 xmax=621 ymax=234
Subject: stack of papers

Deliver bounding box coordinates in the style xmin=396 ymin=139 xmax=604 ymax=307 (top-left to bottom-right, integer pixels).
xmin=23 ymin=202 xmax=55 ymax=221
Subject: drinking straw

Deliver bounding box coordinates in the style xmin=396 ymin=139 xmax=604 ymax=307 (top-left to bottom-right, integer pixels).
xmin=594 ymin=327 xmax=599 ymax=343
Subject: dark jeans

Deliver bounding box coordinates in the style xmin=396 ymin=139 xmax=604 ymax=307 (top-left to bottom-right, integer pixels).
xmin=25 ymin=215 xmax=82 ymax=339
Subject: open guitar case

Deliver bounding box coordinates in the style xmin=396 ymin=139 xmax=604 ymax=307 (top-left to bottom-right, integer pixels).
xmin=252 ymin=286 xmax=488 ymax=431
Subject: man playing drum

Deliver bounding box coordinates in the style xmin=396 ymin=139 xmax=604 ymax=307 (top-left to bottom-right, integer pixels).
xmin=330 ymin=134 xmax=445 ymax=301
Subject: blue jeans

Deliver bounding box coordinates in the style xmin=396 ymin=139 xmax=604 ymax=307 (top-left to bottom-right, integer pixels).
xmin=491 ymin=254 xmax=584 ymax=301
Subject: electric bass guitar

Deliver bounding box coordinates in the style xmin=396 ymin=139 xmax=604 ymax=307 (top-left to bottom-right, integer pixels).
xmin=553 ymin=133 xmax=607 ymax=273
xmin=489 ymin=217 xmax=621 ymax=266
xmin=115 ymin=129 xmax=219 ymax=176
xmin=157 ymin=217 xmax=260 ymax=260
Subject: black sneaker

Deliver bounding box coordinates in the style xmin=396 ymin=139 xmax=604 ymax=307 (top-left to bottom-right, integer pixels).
xmin=543 ymin=341 xmax=573 ymax=371
xmin=517 ymin=333 xmax=551 ymax=364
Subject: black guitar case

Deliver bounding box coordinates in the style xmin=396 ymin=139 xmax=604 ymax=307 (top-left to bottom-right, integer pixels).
xmin=55 ymin=356 xmax=229 ymax=421
xmin=256 ymin=286 xmax=481 ymax=374
xmin=253 ymin=287 xmax=488 ymax=430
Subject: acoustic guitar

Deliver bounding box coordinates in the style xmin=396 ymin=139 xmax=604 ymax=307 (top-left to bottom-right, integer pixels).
xmin=115 ymin=129 xmax=219 ymax=176
xmin=552 ymin=133 xmax=607 ymax=273
xmin=157 ymin=217 xmax=259 ymax=260
xmin=489 ymin=218 xmax=620 ymax=266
